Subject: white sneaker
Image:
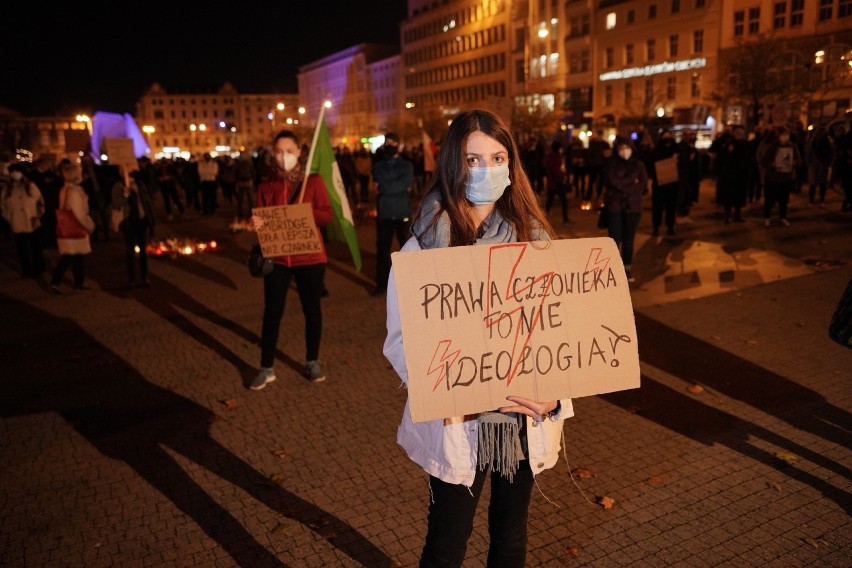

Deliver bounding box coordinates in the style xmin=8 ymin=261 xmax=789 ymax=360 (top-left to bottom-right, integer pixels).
xmin=250 ymin=368 xmax=276 ymax=390
xmin=780 ymin=218 xmax=790 ymax=227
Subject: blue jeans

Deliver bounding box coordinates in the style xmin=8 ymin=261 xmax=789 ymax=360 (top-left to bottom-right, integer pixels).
xmin=260 ymin=263 xmax=325 ymax=367
xmin=420 ymin=461 xmax=534 ymax=568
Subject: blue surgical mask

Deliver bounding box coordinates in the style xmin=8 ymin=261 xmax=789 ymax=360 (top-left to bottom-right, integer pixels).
xmin=465 ymin=164 xmax=510 ymax=204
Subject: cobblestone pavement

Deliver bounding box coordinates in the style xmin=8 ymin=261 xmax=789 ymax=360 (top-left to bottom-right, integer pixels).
xmin=1 ymin=181 xmax=850 ymax=567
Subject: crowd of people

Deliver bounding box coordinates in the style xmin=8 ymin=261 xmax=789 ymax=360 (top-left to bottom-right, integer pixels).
xmin=3 ymin=110 xmax=852 ymax=567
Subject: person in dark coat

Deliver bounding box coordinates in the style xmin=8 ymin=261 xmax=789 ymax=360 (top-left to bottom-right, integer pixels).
xmin=544 ymin=140 xmax=569 ymax=225
xmin=602 ymin=137 xmax=648 ymax=282
xmin=761 ymin=126 xmax=801 ymax=226
xmin=709 ymin=125 xmax=753 ymax=224
xmin=112 ymin=169 xmax=156 ymax=289
xmin=371 ymin=132 xmax=414 ymax=297
xmin=650 ymin=129 xmax=679 ymax=236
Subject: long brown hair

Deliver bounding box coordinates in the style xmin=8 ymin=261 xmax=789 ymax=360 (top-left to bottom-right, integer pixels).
xmin=414 ymin=109 xmax=554 ymax=246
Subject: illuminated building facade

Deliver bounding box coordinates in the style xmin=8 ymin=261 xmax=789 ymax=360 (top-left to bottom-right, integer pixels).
xmin=134 ymin=82 xmax=301 ymax=158
xmin=297 ymin=44 xmax=400 ymax=147
xmin=716 ymin=0 xmax=852 ymax=129
xmin=401 ymin=0 xmax=513 ymax=127
xmin=594 ymin=0 xmax=721 ymax=140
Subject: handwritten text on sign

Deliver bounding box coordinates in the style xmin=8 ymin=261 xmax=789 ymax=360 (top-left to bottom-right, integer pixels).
xmin=391 ymin=237 xmax=640 ymax=423
xmin=253 ymin=203 xmax=323 ymax=258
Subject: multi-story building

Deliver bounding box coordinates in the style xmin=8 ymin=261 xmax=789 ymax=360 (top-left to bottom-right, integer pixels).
xmin=400 ymin=0 xmax=513 ymax=132
xmin=563 ymin=0 xmax=595 ymax=132
xmin=134 ymin=82 xmax=301 ymax=158
xmin=716 ymin=0 xmax=852 ymax=129
xmin=593 ymin=0 xmax=721 ymax=143
xmin=297 ymin=44 xmax=399 ymax=147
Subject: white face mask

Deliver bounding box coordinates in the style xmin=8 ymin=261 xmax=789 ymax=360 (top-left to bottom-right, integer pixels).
xmin=10 ymin=171 xmax=23 ymax=181
xmin=276 ymin=152 xmax=298 ymax=171
xmin=465 ymin=164 xmax=510 ymax=204
xmin=618 ymin=149 xmax=633 ymax=160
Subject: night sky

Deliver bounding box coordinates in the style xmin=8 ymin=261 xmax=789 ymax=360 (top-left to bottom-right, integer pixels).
xmin=2 ymin=1 xmax=407 ymax=117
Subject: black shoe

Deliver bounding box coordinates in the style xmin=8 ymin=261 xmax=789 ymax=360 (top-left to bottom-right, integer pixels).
xmin=652 ymin=228 xmax=659 ymax=237
xmin=370 ymin=287 xmax=386 ymax=297
xmin=666 ymin=228 xmax=675 ymax=236
xmin=49 ymin=285 xmax=61 ymax=296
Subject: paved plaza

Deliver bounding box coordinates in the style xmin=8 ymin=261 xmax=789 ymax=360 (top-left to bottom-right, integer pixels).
xmin=1 ymin=180 xmax=850 ymax=567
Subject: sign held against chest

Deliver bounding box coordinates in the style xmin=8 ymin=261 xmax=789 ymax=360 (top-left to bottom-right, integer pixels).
xmin=392 ymin=237 xmax=640 ymax=423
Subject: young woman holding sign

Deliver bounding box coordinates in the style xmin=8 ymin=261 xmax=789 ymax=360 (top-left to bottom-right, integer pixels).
xmin=250 ymin=130 xmax=332 ymax=389
xmin=382 ymin=110 xmax=574 ymax=567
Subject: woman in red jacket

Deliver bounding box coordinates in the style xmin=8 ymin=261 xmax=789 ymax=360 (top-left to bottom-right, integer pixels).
xmin=250 ymin=130 xmax=333 ymax=389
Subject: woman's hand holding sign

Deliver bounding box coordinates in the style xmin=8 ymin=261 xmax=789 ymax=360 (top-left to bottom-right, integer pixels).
xmin=499 ymin=396 xmax=560 ymax=423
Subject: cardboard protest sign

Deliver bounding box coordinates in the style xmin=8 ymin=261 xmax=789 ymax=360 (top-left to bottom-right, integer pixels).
xmin=252 ymin=203 xmax=323 ymax=258
xmin=103 ymin=137 xmax=137 ymax=171
xmin=391 ymin=237 xmax=639 ymax=423
xmin=654 ymin=155 xmax=679 ymax=185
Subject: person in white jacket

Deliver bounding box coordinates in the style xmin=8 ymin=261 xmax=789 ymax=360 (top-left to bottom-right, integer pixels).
xmin=383 ymin=110 xmax=574 ymax=568
xmin=1 ymin=163 xmax=45 ymax=278
xmin=49 ymin=161 xmax=95 ymax=294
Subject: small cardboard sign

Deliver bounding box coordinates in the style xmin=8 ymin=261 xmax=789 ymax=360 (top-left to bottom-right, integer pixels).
xmin=391 ymin=237 xmax=640 ymax=423
xmin=654 ymin=155 xmax=679 ymax=185
xmin=103 ymin=137 xmax=137 ymax=170
xmin=252 ymin=203 xmax=323 ymax=258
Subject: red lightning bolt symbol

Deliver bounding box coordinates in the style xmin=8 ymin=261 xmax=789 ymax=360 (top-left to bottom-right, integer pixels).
xmin=427 ymin=339 xmax=462 ymax=391
xmin=585 ymin=247 xmax=610 ymax=275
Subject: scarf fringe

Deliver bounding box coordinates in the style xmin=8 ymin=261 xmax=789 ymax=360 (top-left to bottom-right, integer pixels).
xmin=477 ymin=413 xmax=522 ymax=483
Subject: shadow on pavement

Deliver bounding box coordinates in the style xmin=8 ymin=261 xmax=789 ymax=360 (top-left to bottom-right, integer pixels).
xmin=599 ymin=313 xmax=852 ymax=514
xmin=0 ymin=294 xmax=394 ymax=567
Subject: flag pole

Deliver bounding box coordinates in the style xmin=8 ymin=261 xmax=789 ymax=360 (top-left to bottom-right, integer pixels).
xmin=298 ymin=103 xmax=327 ymax=204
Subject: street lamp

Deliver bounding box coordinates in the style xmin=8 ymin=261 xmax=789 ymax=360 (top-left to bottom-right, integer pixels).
xmin=76 ymin=114 xmax=93 ymax=136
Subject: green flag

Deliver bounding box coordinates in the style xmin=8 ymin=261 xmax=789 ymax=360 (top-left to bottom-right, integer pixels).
xmin=309 ymin=119 xmax=362 ymax=272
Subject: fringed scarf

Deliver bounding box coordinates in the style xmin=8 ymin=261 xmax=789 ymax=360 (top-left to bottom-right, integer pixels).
xmin=412 ymin=191 xmax=525 ymax=481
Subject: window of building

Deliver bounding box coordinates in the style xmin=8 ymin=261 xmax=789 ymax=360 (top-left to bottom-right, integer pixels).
xmin=650 ymin=4 xmax=658 ymax=18
xmin=840 ymin=0 xmax=852 ymax=17
xmin=605 ymin=84 xmax=613 ymax=105
xmin=696 ymin=0 xmax=706 ymax=7
xmin=606 ymin=12 xmax=616 ymax=29
xmin=691 ymin=73 xmax=701 ymax=97
xmin=774 ymin=1 xmax=786 ymax=28
xmin=693 ymin=29 xmax=704 ymax=52
xmin=626 ymin=43 xmax=634 ymax=64
xmin=606 ymin=47 xmax=614 ymax=67
xmin=672 ymin=0 xmax=681 ymax=13
xmin=628 ymin=9 xmax=635 ymax=23
xmin=670 ymin=34 xmax=679 ymax=57
xmin=819 ymin=0 xmax=833 ymax=20
xmin=748 ymin=7 xmax=761 ymax=33
xmin=514 ymin=57 xmax=525 ymax=82
xmin=647 ymin=39 xmax=656 ymax=61
xmin=645 ymin=78 xmax=654 ymax=103
xmin=624 ymin=82 xmax=633 ymax=104
xmin=734 ymin=10 xmax=745 ymax=36
xmin=667 ymin=76 xmax=677 ymax=99
xmin=790 ymin=0 xmax=804 ymax=24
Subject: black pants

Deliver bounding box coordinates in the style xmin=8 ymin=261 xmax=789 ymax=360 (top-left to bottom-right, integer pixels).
xmin=359 ymin=175 xmax=370 ymax=204
xmin=260 ymin=263 xmax=325 ymax=367
xmin=607 ymin=210 xmax=641 ymax=266
xmin=123 ymin=221 xmax=150 ymax=284
xmin=764 ymin=181 xmax=793 ymax=220
xmin=13 ymin=230 xmax=45 ymax=277
xmin=375 ymin=217 xmax=410 ymax=292
xmin=420 ymin=462 xmax=534 ymax=568
xmin=545 ymin=183 xmax=569 ymax=222
xmin=235 ymin=181 xmax=255 ymax=220
xmin=51 ymin=253 xmax=86 ymax=288
xmin=160 ymin=180 xmax=184 ymax=215
xmin=652 ymin=182 xmax=678 ymax=232
xmin=200 ymin=181 xmax=218 ymax=215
